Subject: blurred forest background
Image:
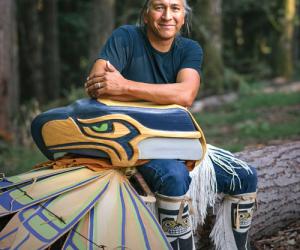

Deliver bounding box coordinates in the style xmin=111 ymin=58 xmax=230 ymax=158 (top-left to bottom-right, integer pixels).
xmin=0 ymin=0 xmax=300 ymax=175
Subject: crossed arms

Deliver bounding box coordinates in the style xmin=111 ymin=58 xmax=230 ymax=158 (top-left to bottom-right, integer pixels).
xmin=85 ymin=59 xmax=200 ymax=107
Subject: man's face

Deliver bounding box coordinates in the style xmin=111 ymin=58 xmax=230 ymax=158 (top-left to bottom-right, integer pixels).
xmin=144 ymin=0 xmax=185 ymax=41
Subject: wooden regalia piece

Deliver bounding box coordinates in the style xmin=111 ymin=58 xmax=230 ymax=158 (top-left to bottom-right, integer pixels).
xmin=0 ymin=98 xmax=207 ymax=249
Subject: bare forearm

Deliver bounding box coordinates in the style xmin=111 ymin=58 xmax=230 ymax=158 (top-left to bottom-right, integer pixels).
xmin=100 ymin=94 xmax=141 ymax=102
xmin=124 ymin=80 xmax=197 ymax=107
xmin=123 ymin=68 xmax=200 ymax=106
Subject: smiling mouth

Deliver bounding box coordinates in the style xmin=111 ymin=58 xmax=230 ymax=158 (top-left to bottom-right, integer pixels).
xmin=159 ymin=24 xmax=175 ymax=29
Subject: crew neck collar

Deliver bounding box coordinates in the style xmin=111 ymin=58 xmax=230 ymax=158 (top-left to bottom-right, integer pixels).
xmin=139 ymin=26 xmax=178 ymax=55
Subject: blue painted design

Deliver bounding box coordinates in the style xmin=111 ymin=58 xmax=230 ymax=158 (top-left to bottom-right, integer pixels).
xmin=18 ymin=197 xmax=55 ymax=222
xmin=0 ymin=227 xmax=18 ymax=241
xmin=14 ymin=232 xmax=30 ymax=249
xmin=113 ymin=121 xmax=139 ymax=160
xmin=0 ymin=167 xmax=85 ymax=191
xmin=0 ymin=174 xmax=102 ymax=215
xmin=62 ymin=223 xmax=78 ymax=249
xmin=0 ymin=179 xmax=13 ymax=189
xmin=89 ymin=208 xmax=95 ymax=250
xmin=21 ymin=181 xmax=110 ymax=243
xmin=62 ymin=148 xmax=109 ymax=159
xmin=123 ymin=184 xmax=150 ymax=250
xmin=48 ymin=141 xmax=121 ymax=159
xmin=119 ymin=186 xmax=126 ymax=250
xmin=76 ymin=118 xmax=140 ymax=160
xmin=0 ymin=182 xmax=29 ymax=216
xmin=126 ymin=184 xmax=171 ymax=248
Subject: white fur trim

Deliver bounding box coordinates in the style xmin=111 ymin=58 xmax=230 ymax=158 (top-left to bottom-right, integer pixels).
xmin=210 ymin=199 xmax=238 ymax=250
xmin=188 ymin=145 xmax=218 ymax=228
xmin=188 ymin=144 xmax=253 ymax=230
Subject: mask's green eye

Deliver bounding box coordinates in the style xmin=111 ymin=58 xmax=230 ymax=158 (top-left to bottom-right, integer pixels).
xmin=91 ymin=123 xmax=109 ymax=132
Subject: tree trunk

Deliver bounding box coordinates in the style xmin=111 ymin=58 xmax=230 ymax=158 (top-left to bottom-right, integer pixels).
xmin=192 ymin=0 xmax=224 ymax=93
xmin=275 ymin=0 xmax=296 ymax=79
xmin=18 ymin=0 xmax=44 ymax=103
xmin=296 ymin=1 xmax=300 ymax=64
xmin=41 ymin=0 xmax=60 ymax=101
xmin=0 ymin=0 xmax=19 ymax=139
xmin=196 ymin=141 xmax=300 ymax=248
xmin=88 ymin=0 xmax=115 ymax=64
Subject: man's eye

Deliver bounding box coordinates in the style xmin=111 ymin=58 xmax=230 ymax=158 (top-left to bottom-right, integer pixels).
xmin=154 ymin=6 xmax=164 ymax=11
xmin=172 ymin=6 xmax=181 ymax=12
xmin=91 ymin=123 xmax=109 ymax=132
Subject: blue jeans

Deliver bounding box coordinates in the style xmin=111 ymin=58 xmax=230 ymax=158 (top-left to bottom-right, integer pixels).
xmin=138 ymin=159 xmax=257 ymax=196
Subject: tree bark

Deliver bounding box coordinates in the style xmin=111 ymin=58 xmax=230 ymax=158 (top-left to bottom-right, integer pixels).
xmin=192 ymin=0 xmax=224 ymax=93
xmin=275 ymin=0 xmax=296 ymax=79
xmin=18 ymin=0 xmax=44 ymax=103
xmin=41 ymin=0 xmax=60 ymax=100
xmin=88 ymin=0 xmax=115 ymax=64
xmin=0 ymin=0 xmax=19 ymax=139
xmin=196 ymin=141 xmax=300 ymax=248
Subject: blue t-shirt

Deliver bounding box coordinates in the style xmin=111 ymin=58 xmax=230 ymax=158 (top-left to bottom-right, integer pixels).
xmin=98 ymin=25 xmax=203 ymax=84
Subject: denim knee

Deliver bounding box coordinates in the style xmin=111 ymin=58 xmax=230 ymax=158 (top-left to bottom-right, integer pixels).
xmin=138 ymin=159 xmax=191 ymax=197
xmin=215 ymin=163 xmax=258 ymax=195
xmin=237 ymin=165 xmax=257 ymax=194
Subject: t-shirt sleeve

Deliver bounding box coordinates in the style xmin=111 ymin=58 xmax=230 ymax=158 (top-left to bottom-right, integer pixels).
xmin=178 ymin=40 xmax=203 ymax=76
xmin=97 ymin=26 xmax=132 ymax=72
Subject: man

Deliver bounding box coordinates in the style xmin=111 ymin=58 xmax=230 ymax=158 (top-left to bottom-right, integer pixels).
xmin=85 ymin=1 xmax=257 ymax=249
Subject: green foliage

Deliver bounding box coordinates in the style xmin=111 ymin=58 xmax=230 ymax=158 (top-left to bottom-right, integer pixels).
xmin=223 ymin=68 xmax=247 ymax=91
xmin=0 ymin=145 xmax=46 ymax=176
xmin=43 ymin=86 xmax=86 ymax=110
xmin=64 ymin=86 xmax=86 ymax=103
xmin=232 ymin=92 xmax=300 ymax=109
xmin=222 ymin=0 xmax=283 ymax=80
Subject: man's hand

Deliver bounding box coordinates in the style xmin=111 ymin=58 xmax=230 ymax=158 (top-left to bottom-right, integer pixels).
xmin=85 ymin=61 xmax=128 ymax=98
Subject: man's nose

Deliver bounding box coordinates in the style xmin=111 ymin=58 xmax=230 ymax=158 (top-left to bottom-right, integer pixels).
xmin=162 ymin=8 xmax=172 ymax=20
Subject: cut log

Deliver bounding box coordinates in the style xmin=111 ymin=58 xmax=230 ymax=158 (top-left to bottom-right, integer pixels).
xmin=196 ymin=141 xmax=300 ymax=248
xmin=235 ymin=141 xmax=300 ymax=239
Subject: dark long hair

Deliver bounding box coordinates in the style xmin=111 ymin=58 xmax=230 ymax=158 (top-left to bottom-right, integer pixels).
xmin=138 ymin=0 xmax=192 ymax=36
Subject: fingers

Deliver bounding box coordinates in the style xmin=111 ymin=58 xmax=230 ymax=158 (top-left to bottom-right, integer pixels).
xmin=84 ymin=61 xmax=118 ymax=98
xmin=106 ymin=61 xmax=116 ymax=72
xmin=86 ymin=81 xmax=106 ymax=93
xmin=87 ymin=81 xmax=107 ymax=98
xmin=84 ymin=75 xmax=106 ymax=88
xmin=85 ymin=62 xmax=117 ymax=87
xmin=87 ymin=87 xmax=106 ymax=99
xmin=95 ymin=87 xmax=106 ymax=97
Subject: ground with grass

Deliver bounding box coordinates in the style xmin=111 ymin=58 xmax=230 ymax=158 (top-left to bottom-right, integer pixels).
xmin=194 ymin=91 xmax=300 ymax=152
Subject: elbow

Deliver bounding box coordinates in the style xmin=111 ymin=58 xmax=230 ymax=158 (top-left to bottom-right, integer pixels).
xmin=182 ymin=99 xmax=194 ymax=108
xmin=178 ymin=93 xmax=195 ymax=107
xmin=176 ymin=82 xmax=199 ymax=107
